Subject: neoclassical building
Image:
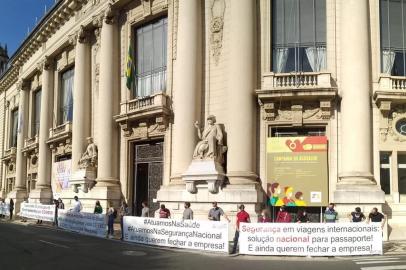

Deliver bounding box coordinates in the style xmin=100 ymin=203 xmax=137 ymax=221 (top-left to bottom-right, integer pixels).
xmin=0 ymin=0 xmax=405 ymax=239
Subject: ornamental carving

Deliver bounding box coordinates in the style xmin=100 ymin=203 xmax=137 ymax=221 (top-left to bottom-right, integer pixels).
xmin=36 ymin=55 xmax=53 ymax=71
xmin=142 ymin=0 xmax=152 ymax=17
xmin=193 ymin=115 xmax=227 ymax=164
xmin=124 ymin=117 xmax=169 ymax=140
xmin=210 ymin=0 xmax=225 ymax=65
xmin=384 ymin=105 xmax=406 ymax=142
xmin=79 ymin=137 xmax=98 ymax=169
xmin=261 ymin=100 xmax=332 ymax=124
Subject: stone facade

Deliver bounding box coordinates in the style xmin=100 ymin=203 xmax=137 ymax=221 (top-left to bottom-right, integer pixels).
xmin=0 ymin=0 xmax=405 ymax=240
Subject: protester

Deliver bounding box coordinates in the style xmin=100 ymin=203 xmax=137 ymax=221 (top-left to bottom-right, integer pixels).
xmin=231 ymin=204 xmax=250 ymax=254
xmin=58 ymin=198 xmax=65 ymax=210
xmin=119 ymin=201 xmax=130 ymax=240
xmin=53 ymin=199 xmax=59 ymax=226
xmin=0 ymin=198 xmax=5 ymax=218
xmin=141 ymin=201 xmax=149 ymax=217
xmin=349 ymin=207 xmax=366 ymax=222
xmin=367 ymin=207 xmax=386 ymax=228
xmin=94 ymin=200 xmax=103 ymax=214
xmin=296 ymin=208 xmax=310 ymax=223
xmin=71 ymin=196 xmax=82 ymax=212
xmin=258 ymin=209 xmax=272 ymax=223
xmin=182 ymin=202 xmax=193 ymax=220
xmin=106 ymin=202 xmax=116 ymax=238
xmin=9 ymin=198 xmax=14 ymax=220
xmin=208 ymin=202 xmax=230 ymax=222
xmin=21 ymin=198 xmax=28 ymax=222
xmin=275 ymin=205 xmax=292 ymax=223
xmin=324 ymin=203 xmax=337 ymax=223
xmin=159 ymin=204 xmax=171 ymax=219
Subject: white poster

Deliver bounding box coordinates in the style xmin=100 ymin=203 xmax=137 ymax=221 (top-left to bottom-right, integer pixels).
xmin=239 ymin=223 xmax=383 ymax=256
xmin=52 ymin=160 xmax=71 ymax=199
xmin=123 ymin=217 xmax=229 ymax=253
xmin=0 ymin=203 xmax=10 ymax=216
xmin=18 ymin=202 xmax=55 ymax=222
xmin=57 ymin=210 xmax=106 ymax=238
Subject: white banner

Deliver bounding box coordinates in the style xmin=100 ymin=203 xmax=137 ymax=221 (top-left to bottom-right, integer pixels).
xmin=0 ymin=203 xmax=10 ymax=216
xmin=57 ymin=210 xmax=106 ymax=238
xmin=239 ymin=223 xmax=383 ymax=256
xmin=18 ymin=202 xmax=55 ymax=222
xmin=52 ymin=160 xmax=71 ymax=199
xmin=123 ymin=217 xmax=229 ymax=253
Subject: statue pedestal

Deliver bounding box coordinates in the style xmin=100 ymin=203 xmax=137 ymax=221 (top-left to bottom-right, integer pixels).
xmin=182 ymin=160 xmax=225 ymax=194
xmin=70 ymin=167 xmax=97 ymax=193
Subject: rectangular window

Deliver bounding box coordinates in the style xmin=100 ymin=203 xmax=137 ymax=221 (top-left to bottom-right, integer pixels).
xmin=32 ymin=89 xmax=41 ymax=136
xmin=380 ymin=152 xmax=391 ymax=194
xmin=10 ymin=109 xmax=18 ymax=148
xmin=272 ymin=0 xmax=326 ymax=73
xmin=380 ymin=0 xmax=406 ymax=75
xmin=59 ymin=68 xmax=74 ymax=124
xmin=398 ymin=153 xmax=406 ymax=194
xmin=135 ymin=17 xmax=167 ymax=97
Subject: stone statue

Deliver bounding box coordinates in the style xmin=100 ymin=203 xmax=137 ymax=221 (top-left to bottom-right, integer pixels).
xmin=193 ymin=115 xmax=226 ymax=162
xmin=79 ymin=137 xmax=98 ymax=169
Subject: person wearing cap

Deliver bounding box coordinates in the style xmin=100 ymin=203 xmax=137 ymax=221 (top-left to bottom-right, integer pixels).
xmin=71 ymin=196 xmax=83 ymax=212
xmin=231 ymin=204 xmax=250 ymax=254
xmin=208 ymin=202 xmax=230 ymax=222
xmin=348 ymin=207 xmax=366 ymax=222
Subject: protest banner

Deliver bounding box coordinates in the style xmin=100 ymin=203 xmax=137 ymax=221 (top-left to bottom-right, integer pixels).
xmin=123 ymin=217 xmax=229 ymax=253
xmin=52 ymin=159 xmax=71 ymax=199
xmin=57 ymin=210 xmax=106 ymax=238
xmin=239 ymin=222 xmax=383 ymax=256
xmin=0 ymin=203 xmax=10 ymax=216
xmin=18 ymin=202 xmax=55 ymax=222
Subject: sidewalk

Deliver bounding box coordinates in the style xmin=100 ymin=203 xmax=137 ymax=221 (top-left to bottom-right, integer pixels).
xmin=384 ymin=241 xmax=406 ymax=255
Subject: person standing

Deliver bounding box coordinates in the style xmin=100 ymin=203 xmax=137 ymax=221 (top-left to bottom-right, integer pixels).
xmin=53 ymin=199 xmax=59 ymax=226
xmin=58 ymin=198 xmax=65 ymax=210
xmin=9 ymin=199 xmax=14 ymax=220
xmin=94 ymin=201 xmax=103 ymax=214
xmin=258 ymin=209 xmax=272 ymax=223
xmin=208 ymin=202 xmax=230 ymax=222
xmin=231 ymin=204 xmax=250 ymax=254
xmin=349 ymin=207 xmax=366 ymax=222
xmin=159 ymin=204 xmax=171 ymax=219
xmin=141 ymin=201 xmax=149 ymax=217
xmin=296 ymin=208 xmax=310 ymax=223
xmin=367 ymin=207 xmax=386 ymax=229
xmin=0 ymin=198 xmax=5 ymax=218
xmin=182 ymin=202 xmax=193 ymax=220
xmin=71 ymin=196 xmax=82 ymax=212
xmin=106 ymin=202 xmax=116 ymax=239
xmin=119 ymin=201 xmax=130 ymax=240
xmin=275 ymin=205 xmax=292 ymax=223
xmin=324 ymin=203 xmax=338 ymax=223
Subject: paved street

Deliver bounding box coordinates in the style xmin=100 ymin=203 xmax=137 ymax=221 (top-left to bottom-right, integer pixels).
xmin=0 ymin=221 xmax=405 ymax=270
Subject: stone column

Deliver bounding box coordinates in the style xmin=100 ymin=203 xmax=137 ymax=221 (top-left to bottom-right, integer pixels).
xmin=335 ymin=0 xmax=384 ymax=203
xmin=30 ymin=58 xmax=54 ymax=202
xmin=226 ymin=0 xmax=257 ymax=184
xmin=170 ymin=0 xmax=202 ymax=182
xmin=71 ymin=28 xmax=91 ymax=180
xmin=95 ymin=11 xmax=120 ymax=188
xmin=9 ymin=81 xmax=29 ymax=210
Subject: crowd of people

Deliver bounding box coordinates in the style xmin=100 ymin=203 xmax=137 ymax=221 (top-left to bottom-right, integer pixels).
xmin=1 ymin=195 xmax=387 ymax=253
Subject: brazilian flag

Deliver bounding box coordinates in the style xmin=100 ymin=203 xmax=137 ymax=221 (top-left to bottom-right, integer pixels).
xmin=126 ymin=44 xmax=134 ymax=90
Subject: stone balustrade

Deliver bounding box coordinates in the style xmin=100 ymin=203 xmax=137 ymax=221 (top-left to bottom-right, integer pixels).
xmin=120 ymin=93 xmax=170 ymax=115
xmin=48 ymin=122 xmax=72 ymax=139
xmin=379 ymin=75 xmax=406 ymax=91
xmin=262 ymin=72 xmax=332 ymax=90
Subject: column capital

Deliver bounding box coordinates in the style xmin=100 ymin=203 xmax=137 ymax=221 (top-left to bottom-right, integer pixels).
xmin=16 ymin=79 xmax=30 ymax=92
xmin=69 ymin=25 xmax=92 ymax=46
xmin=36 ymin=56 xmax=54 ymax=71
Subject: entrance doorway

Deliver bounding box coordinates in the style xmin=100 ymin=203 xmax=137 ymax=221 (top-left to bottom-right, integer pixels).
xmin=133 ymin=141 xmax=163 ymax=216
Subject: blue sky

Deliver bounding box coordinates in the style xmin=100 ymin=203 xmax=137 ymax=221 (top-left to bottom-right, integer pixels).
xmin=0 ymin=0 xmax=57 ymax=57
